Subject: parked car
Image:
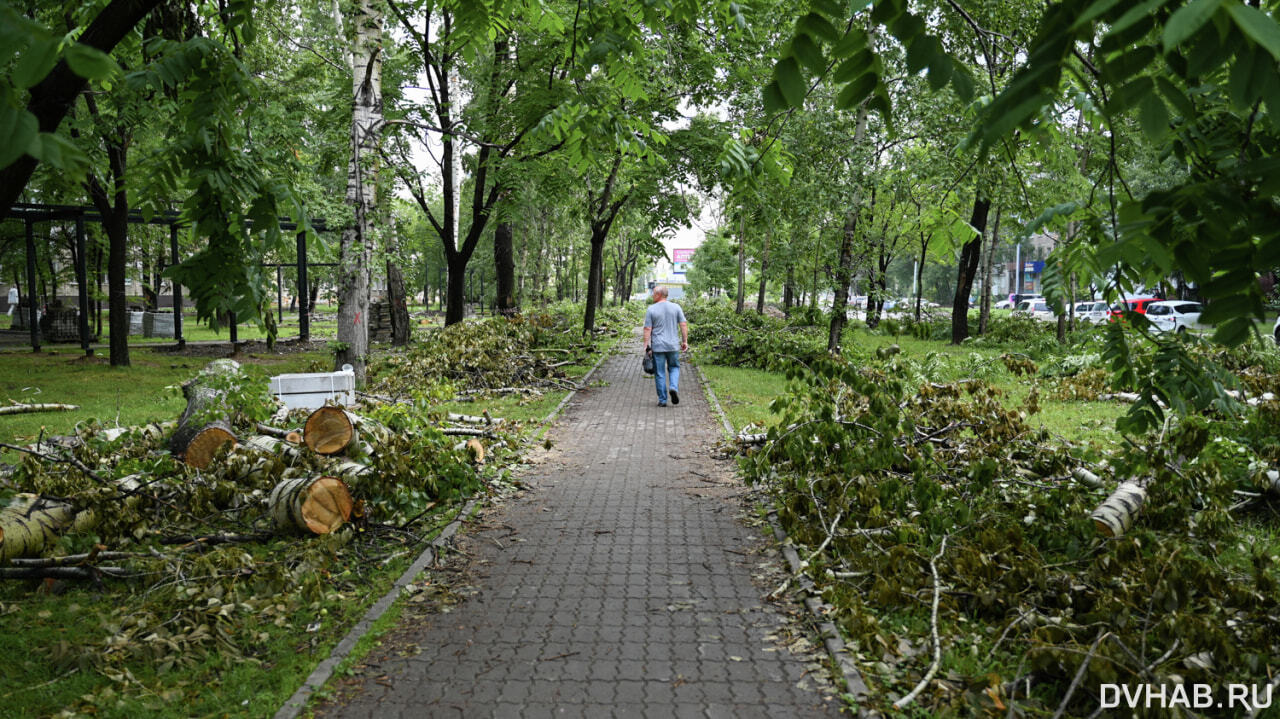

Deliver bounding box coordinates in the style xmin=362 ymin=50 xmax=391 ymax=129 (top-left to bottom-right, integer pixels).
xmin=1015 ymin=299 xmax=1055 ymax=322
xmin=1073 ymin=300 xmax=1111 ymax=324
xmin=1142 ymin=300 xmax=1205 ymax=334
xmin=1108 ymin=296 xmax=1163 ymax=321
xmin=1274 ymin=314 xmax=1280 ymax=345
xmin=994 ymin=299 xmax=1014 ymax=310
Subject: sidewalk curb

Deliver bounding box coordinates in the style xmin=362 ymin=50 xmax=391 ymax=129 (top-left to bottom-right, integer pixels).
xmin=273 ymin=497 xmax=479 ymax=719
xmin=696 ymin=363 xmax=873 ymax=716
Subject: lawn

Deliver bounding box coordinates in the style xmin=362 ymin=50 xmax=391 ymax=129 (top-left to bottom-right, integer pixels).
xmin=0 ymin=348 xmax=329 ymax=445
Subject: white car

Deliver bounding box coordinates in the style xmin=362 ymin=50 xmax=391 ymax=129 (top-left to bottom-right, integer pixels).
xmin=1145 ymin=300 xmax=1205 ymax=334
xmin=1073 ymin=300 xmax=1111 ymax=324
xmin=1016 ymin=299 xmax=1055 ymax=322
xmin=1273 ymin=314 xmax=1279 ymax=345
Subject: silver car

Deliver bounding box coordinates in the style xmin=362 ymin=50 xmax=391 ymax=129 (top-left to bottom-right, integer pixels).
xmin=1072 ymin=300 xmax=1110 ymax=324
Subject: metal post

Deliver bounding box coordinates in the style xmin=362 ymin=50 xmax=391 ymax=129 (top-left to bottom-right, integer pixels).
xmin=276 ymin=265 xmax=283 ymax=323
xmin=75 ymin=217 xmax=91 ymax=356
xmin=1015 ymin=242 xmax=1023 ymax=300
xmin=25 ymin=219 xmax=39 ymax=352
xmin=170 ymin=223 xmax=184 ymax=348
xmin=297 ymin=231 xmax=310 ymax=342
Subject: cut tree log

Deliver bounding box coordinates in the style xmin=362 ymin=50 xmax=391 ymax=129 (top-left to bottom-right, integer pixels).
xmin=169 ymin=360 xmax=241 ymax=468
xmin=1089 ymin=480 xmax=1147 ymax=537
xmin=0 ymin=495 xmax=95 ymax=562
xmin=465 ymin=438 xmax=485 ymax=464
xmin=0 ymin=403 xmax=79 ymax=415
xmin=268 ymin=476 xmax=353 ymax=534
xmin=1071 ymin=468 xmax=1104 ymax=489
xmin=304 ymin=407 xmax=387 ymax=455
xmin=446 ymin=412 xmax=502 ymax=426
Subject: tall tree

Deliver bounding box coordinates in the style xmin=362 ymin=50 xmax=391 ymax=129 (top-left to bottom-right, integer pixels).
xmin=334 ymin=0 xmax=384 ymax=381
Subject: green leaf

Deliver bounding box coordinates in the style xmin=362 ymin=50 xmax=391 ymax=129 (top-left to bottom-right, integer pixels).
xmin=833 ymin=51 xmax=871 ymax=83
xmin=1107 ymin=0 xmax=1170 ymax=38
xmin=1071 ymin=0 xmax=1124 ymax=31
xmin=1162 ymin=0 xmax=1222 ymax=53
xmin=1105 ymin=75 xmax=1154 ymax=116
xmin=64 ymin=43 xmax=118 ymax=81
xmin=30 ymin=132 xmax=89 ymax=176
xmin=763 ymin=80 xmax=788 ymax=114
xmin=836 ymin=72 xmax=878 ymax=110
xmin=1227 ymin=3 xmax=1280 ymax=62
xmin=1228 ymin=47 xmax=1257 ymax=110
xmin=791 ymin=33 xmax=827 ymax=75
xmin=774 ymin=57 xmax=806 ymax=108
xmin=796 ymin=12 xmax=839 ymax=43
xmin=905 ymin=35 xmax=933 ymax=75
xmin=830 ymin=27 xmax=868 ymax=58
xmin=12 ymin=32 xmax=59 ymax=89
xmin=0 ymin=103 xmax=38 ymax=168
xmin=1137 ymin=92 xmax=1169 ymax=139
xmin=949 ymin=63 xmax=974 ymax=100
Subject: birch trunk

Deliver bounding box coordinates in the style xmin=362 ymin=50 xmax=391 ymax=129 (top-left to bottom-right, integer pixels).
xmin=335 ymin=0 xmax=383 ymax=384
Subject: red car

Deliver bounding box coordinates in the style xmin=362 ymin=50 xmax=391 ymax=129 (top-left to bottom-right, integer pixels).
xmin=1108 ymin=296 xmax=1163 ymax=321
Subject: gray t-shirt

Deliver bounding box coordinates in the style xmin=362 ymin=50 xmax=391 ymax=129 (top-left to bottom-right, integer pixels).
xmin=644 ymin=301 xmax=687 ymax=352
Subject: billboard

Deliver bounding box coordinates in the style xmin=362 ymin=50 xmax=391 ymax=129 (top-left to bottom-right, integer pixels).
xmin=672 ymin=248 xmax=695 ymax=274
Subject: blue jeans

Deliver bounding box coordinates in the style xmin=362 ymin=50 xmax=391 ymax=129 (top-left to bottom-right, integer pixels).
xmin=653 ymin=351 xmax=680 ymax=403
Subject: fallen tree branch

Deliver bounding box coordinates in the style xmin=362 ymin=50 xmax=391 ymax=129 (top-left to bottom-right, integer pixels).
xmin=0 ymin=565 xmax=129 ymax=580
xmin=893 ymin=535 xmax=949 ymax=710
xmin=8 ymin=551 xmax=142 ymax=567
xmin=1052 ymin=629 xmax=1110 ymax=719
xmin=0 ymin=403 xmax=79 ymax=415
xmin=158 ymin=532 xmax=273 ymax=547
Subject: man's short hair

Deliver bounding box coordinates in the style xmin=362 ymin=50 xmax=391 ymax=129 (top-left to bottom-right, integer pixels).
xmin=654 ymin=286 xmax=669 ymax=299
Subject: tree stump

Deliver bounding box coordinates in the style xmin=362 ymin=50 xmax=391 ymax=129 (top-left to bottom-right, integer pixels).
xmin=169 ymin=360 xmax=241 ymax=468
xmin=268 ymin=476 xmax=353 ymax=535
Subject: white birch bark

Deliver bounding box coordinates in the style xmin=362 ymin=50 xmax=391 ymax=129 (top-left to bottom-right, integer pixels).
xmin=336 ymin=0 xmax=383 ymax=384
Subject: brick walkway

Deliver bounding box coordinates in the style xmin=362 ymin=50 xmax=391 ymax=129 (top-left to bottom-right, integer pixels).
xmin=317 ymin=339 xmax=841 ymax=718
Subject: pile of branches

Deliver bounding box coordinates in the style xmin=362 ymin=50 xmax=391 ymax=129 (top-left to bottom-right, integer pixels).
xmin=0 ymin=360 xmax=517 ymax=711
xmin=365 ymin=307 xmax=634 ymax=400
xmin=683 ymin=299 xmax=827 ymax=372
xmin=739 ymin=356 xmax=1279 ymax=716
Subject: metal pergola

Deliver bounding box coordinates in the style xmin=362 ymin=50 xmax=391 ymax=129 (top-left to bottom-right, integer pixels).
xmin=5 ymin=203 xmax=331 ymax=354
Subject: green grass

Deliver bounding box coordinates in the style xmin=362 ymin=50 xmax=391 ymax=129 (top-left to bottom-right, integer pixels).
xmin=0 ymin=349 xmax=329 ymax=444
xmin=698 ymin=364 xmax=788 ymax=432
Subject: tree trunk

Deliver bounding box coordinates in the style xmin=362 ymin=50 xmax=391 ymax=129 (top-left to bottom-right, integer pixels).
xmin=979 ymin=207 xmax=1000 ymax=335
xmin=387 ymin=260 xmax=410 ymax=345
xmin=827 ymin=211 xmax=857 ymax=353
xmin=756 ymin=223 xmax=771 ymax=314
xmin=494 ymin=220 xmax=517 ymax=315
xmin=736 ymin=212 xmax=746 ymax=314
xmin=950 ymin=197 xmax=991 ymax=345
xmin=583 ymin=229 xmax=606 ymax=334
xmin=335 ymin=0 xmax=383 ymax=383
xmin=169 ymin=360 xmax=241 ymax=468
xmin=0 ymin=498 xmax=82 ymax=562
xmin=269 ymin=476 xmax=353 ymax=535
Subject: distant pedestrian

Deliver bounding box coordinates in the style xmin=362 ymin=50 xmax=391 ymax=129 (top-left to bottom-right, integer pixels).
xmin=6 ymin=286 xmax=16 ymax=316
xmin=643 ymin=287 xmax=688 ymax=407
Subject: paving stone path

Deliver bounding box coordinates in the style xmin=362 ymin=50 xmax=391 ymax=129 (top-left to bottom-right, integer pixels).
xmin=318 ymin=339 xmax=841 ymax=718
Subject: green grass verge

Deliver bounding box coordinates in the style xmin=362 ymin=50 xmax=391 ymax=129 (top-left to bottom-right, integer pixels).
xmin=0 ymin=349 xmax=330 ymax=445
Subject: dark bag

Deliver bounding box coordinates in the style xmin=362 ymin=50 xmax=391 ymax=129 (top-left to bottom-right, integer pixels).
xmin=642 ymin=347 xmax=655 ymax=375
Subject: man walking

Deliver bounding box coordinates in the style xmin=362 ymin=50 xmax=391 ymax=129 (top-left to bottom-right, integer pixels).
xmin=643 ymin=286 xmax=688 ymax=407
